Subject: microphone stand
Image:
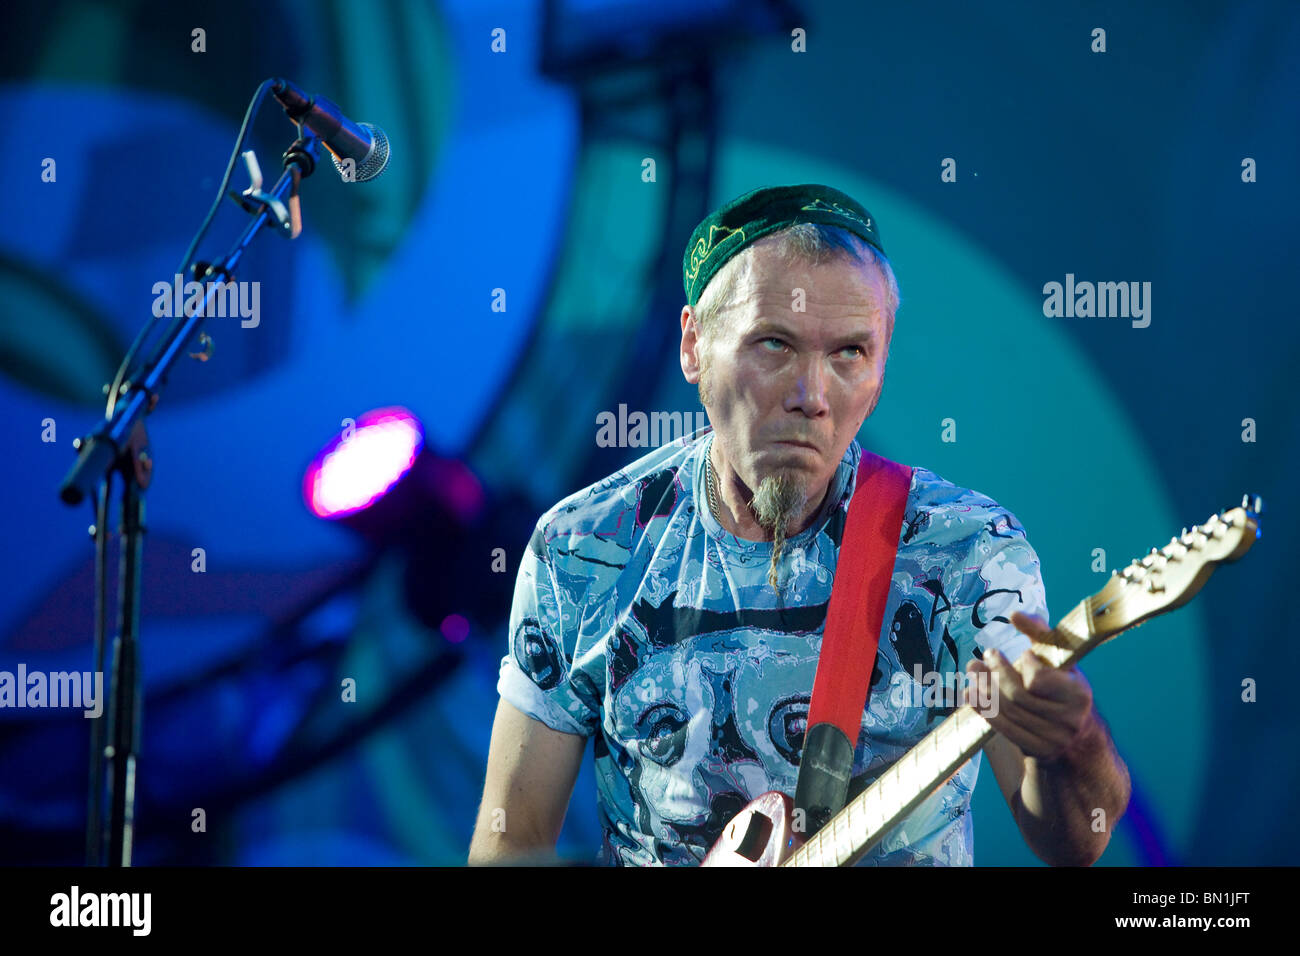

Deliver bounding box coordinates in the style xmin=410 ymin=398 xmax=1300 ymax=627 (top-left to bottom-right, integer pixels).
xmin=59 ymin=129 xmax=323 ymax=866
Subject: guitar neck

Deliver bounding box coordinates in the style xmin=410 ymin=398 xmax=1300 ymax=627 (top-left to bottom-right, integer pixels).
xmin=781 ymin=599 xmax=1099 ymax=867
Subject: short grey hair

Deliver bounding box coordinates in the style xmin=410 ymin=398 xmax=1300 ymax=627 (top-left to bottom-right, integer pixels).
xmin=693 ymin=222 xmax=901 ymax=344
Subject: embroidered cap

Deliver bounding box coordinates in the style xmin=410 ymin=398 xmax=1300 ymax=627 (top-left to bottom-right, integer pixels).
xmin=682 ymin=183 xmax=887 ymax=307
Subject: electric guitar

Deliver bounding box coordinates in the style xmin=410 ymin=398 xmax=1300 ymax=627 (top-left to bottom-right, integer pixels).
xmin=702 ymin=495 xmax=1263 ymax=866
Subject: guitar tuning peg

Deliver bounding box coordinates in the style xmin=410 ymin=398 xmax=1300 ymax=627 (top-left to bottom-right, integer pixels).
xmin=1242 ymin=494 xmax=1264 ymax=515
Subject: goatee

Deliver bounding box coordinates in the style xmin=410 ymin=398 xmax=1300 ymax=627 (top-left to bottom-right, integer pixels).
xmin=751 ymin=470 xmax=809 ymax=590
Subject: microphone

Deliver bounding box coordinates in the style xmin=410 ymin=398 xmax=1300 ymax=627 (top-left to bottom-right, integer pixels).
xmin=270 ymin=78 xmax=390 ymax=182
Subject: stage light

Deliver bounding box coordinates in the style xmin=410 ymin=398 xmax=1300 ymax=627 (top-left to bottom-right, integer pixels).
xmin=304 ymin=407 xmax=423 ymax=519
xmin=303 ymin=407 xmax=507 ymax=636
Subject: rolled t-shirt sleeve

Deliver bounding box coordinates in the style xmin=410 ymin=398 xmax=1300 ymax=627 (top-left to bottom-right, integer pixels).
xmin=497 ymin=520 xmax=601 ymax=737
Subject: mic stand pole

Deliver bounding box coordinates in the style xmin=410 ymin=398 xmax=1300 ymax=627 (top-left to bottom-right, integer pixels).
xmin=59 ymin=130 xmax=322 ymax=866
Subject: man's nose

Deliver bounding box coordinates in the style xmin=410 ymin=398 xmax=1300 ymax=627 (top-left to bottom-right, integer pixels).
xmin=788 ymin=356 xmax=831 ymax=416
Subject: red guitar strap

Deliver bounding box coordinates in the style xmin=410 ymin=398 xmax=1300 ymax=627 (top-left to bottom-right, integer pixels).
xmin=793 ymin=449 xmax=912 ymax=834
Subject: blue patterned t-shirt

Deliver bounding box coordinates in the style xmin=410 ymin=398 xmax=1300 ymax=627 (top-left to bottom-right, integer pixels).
xmin=497 ymin=425 xmax=1046 ymax=866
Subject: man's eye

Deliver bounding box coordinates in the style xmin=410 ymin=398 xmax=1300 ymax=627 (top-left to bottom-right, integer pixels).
xmin=839 ymin=346 xmax=864 ymax=358
xmin=760 ymin=338 xmax=785 ymax=351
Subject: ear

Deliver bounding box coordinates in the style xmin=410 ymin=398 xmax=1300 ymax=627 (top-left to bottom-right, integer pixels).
xmin=681 ymin=304 xmax=702 ymax=383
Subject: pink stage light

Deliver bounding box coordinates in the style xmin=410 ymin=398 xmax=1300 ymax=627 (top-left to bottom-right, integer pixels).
xmin=304 ymin=407 xmax=424 ymax=519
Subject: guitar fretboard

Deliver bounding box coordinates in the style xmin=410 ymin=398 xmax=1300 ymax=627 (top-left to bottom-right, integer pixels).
xmin=783 ymin=705 xmax=993 ymax=867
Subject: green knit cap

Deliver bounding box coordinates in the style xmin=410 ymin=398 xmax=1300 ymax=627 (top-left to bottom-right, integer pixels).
xmin=682 ymin=183 xmax=886 ymax=307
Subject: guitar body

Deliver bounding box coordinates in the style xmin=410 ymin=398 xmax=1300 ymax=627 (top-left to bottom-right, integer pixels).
xmin=700 ymin=791 xmax=802 ymax=866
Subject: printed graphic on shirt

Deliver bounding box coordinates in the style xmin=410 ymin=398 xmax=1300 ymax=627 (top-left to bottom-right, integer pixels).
xmin=498 ymin=425 xmax=1047 ymax=866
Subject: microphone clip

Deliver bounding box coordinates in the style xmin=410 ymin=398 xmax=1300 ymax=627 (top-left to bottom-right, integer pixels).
xmin=227 ymin=132 xmax=320 ymax=240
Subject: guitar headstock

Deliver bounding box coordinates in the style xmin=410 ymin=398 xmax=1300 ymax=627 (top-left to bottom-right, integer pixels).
xmin=1086 ymin=494 xmax=1263 ymax=643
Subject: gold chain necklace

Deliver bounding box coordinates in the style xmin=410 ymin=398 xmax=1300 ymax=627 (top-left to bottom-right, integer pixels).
xmin=705 ymin=443 xmax=721 ymax=521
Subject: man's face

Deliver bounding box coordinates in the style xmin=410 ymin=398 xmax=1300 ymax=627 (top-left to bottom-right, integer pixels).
xmin=681 ymin=244 xmax=890 ymax=519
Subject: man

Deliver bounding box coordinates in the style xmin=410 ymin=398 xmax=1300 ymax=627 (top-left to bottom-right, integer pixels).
xmin=469 ymin=184 xmax=1130 ymax=866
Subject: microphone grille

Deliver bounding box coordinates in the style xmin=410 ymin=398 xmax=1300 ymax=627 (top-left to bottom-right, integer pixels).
xmin=334 ymin=123 xmax=390 ymax=183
